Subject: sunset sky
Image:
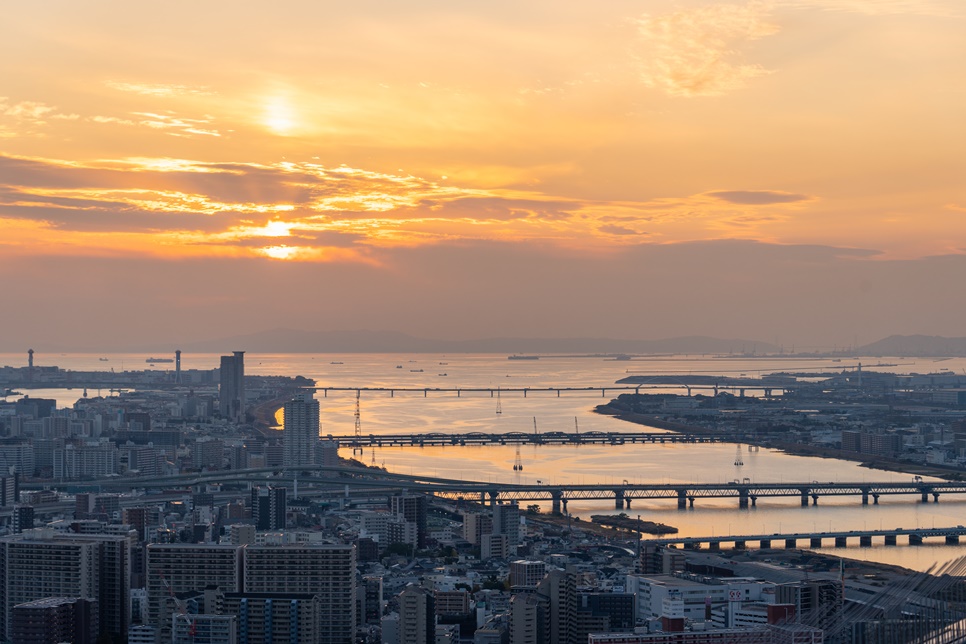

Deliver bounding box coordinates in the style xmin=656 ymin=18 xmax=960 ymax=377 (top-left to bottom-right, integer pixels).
xmin=2 ymin=1 xmax=964 ymax=350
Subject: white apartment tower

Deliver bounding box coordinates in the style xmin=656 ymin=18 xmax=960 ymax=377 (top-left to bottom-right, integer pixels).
xmin=284 ymin=392 xmax=320 ymax=468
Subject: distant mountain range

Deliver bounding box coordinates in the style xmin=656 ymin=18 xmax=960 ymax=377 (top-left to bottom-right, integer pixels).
xmin=164 ymin=329 xmax=780 ymax=356
xmin=855 ymin=335 xmax=966 ymax=357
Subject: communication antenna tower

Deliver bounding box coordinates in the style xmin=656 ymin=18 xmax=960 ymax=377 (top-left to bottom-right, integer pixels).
xmin=495 ymin=387 xmax=502 ymax=415
xmin=353 ymin=390 xmax=363 ymax=455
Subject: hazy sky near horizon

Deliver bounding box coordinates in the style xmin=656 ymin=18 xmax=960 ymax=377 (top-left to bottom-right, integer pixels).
xmin=1 ymin=1 xmax=964 ymax=349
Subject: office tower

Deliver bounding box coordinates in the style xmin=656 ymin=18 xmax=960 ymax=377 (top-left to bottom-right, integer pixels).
xmin=398 ymin=585 xmax=435 ymax=644
xmin=244 ymin=543 xmax=356 ymax=644
xmin=492 ymin=502 xmax=520 ymax=553
xmin=283 ymin=392 xmax=319 ymax=467
xmin=0 ymin=531 xmax=131 ymax=640
xmin=510 ymin=560 xmax=547 ymax=588
xmin=222 ymin=592 xmax=322 ymax=644
xmin=10 ymin=597 xmax=98 ymax=644
xmin=145 ymin=544 xmax=242 ymax=640
xmin=175 ymin=349 xmax=182 ymax=384
xmin=12 ymin=506 xmax=33 ymax=533
xmin=251 ymin=485 xmax=287 ymax=530
xmin=219 ymin=351 xmax=246 ymax=422
xmin=390 ymin=494 xmax=428 ymax=549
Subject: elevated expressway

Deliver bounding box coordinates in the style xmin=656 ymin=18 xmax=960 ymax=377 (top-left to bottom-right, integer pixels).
xmin=24 ymin=467 xmax=966 ymax=516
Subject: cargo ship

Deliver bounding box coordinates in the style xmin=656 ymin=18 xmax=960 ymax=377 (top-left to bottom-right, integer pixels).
xmin=507 ymin=355 xmax=539 ymax=360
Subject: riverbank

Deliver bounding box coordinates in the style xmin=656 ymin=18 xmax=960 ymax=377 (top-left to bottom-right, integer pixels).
xmin=595 ymin=404 xmax=965 ymax=482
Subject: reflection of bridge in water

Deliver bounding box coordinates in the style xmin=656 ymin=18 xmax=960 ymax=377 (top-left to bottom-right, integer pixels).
xmin=325 ymin=431 xmax=726 ymax=448
xmin=32 ymin=467 xmax=966 ymax=516
xmin=643 ymin=526 xmax=966 ymax=550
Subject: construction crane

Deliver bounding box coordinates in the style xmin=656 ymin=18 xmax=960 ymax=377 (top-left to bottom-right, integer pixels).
xmin=159 ymin=572 xmax=196 ymax=641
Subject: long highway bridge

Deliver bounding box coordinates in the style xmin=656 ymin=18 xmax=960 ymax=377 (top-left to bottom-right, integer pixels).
xmin=642 ymin=527 xmax=966 ymax=550
xmin=24 ymin=466 xmax=966 ymax=515
xmin=312 ymin=384 xmax=790 ymax=397
xmin=324 ymin=431 xmax=727 ymax=448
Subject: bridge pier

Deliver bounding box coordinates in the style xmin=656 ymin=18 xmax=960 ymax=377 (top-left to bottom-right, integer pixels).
xmin=739 ymin=490 xmax=749 ymax=509
xmin=835 ymin=537 xmax=847 ymax=547
xmin=800 ymin=490 xmax=809 ymax=507
xmin=759 ymin=539 xmax=771 ymax=549
xmin=910 ymin=534 xmax=923 ymax=545
xmin=947 ymin=535 xmax=960 ymax=544
xmin=734 ymin=540 xmax=746 ymax=550
xmin=614 ymin=490 xmax=624 ymax=510
xmin=860 ymin=536 xmax=872 ymax=547
xmin=750 ymin=496 xmax=757 ymax=507
xmin=811 ymin=494 xmax=819 ymax=506
xmin=933 ymin=493 xmax=941 ymax=503
xmin=861 ymin=491 xmax=869 ymax=505
xmin=884 ymin=535 xmax=897 ymax=545
xmin=785 ymin=538 xmax=797 ymax=549
xmin=810 ymin=537 xmax=823 ymax=548
xmin=488 ymin=490 xmax=499 ymax=507
xmin=677 ymin=489 xmax=687 ymax=510
xmin=708 ymin=541 xmax=721 ymax=551
xmin=551 ymin=491 xmax=562 ymax=516
xmin=561 ymin=498 xmax=568 ymax=514
xmin=689 ymin=496 xmax=696 ymax=509
xmin=921 ymin=491 xmax=929 ymax=503
xmin=873 ymin=493 xmax=879 ymax=505
xmin=764 ymin=388 xmax=772 ymax=397
xmin=625 ymin=497 xmax=632 ymax=510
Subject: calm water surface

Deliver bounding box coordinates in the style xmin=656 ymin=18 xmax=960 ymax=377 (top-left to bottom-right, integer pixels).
xmin=5 ymin=352 xmax=966 ymax=571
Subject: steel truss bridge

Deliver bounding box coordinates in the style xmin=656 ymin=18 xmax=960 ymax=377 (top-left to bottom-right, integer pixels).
xmin=26 ymin=466 xmax=966 ymax=516
xmin=324 ymin=431 xmax=726 ymax=448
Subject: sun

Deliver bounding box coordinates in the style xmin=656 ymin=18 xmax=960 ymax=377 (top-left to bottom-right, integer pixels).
xmin=263 ymin=99 xmax=296 ymax=135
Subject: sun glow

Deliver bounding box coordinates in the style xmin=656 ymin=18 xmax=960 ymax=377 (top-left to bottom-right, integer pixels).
xmin=263 ymin=99 xmax=296 ymax=135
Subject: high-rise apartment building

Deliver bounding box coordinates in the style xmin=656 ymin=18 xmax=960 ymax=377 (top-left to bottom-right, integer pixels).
xmin=10 ymin=597 xmax=99 ymax=644
xmin=222 ymin=592 xmax=322 ymax=644
xmin=145 ymin=544 xmax=242 ymax=640
xmin=219 ymin=351 xmax=246 ymax=422
xmin=251 ymin=485 xmax=287 ymax=530
xmin=390 ymin=494 xmax=428 ymax=549
xmin=493 ymin=502 xmax=521 ymax=555
xmin=283 ymin=392 xmax=319 ymax=467
xmin=243 ymin=543 xmax=356 ymax=644
xmin=0 ymin=530 xmax=131 ymax=640
xmin=398 ymin=585 xmax=435 ymax=644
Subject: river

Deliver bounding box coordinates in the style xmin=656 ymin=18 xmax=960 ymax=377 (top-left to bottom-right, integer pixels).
xmin=4 ymin=351 xmax=966 ymax=571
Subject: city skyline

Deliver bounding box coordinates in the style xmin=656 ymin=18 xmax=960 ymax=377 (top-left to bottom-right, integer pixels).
xmin=2 ymin=1 xmax=964 ymax=349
